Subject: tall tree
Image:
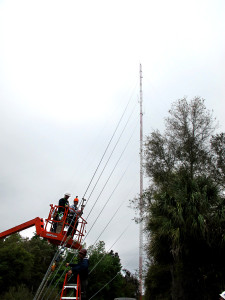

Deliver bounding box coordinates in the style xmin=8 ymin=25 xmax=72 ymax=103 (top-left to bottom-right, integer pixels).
xmin=145 ymin=97 xmax=216 ymax=185
xmin=0 ymin=234 xmax=34 ymax=295
xmin=142 ymin=97 xmax=225 ymax=299
xmin=0 ymin=234 xmax=57 ymax=298
xmin=0 ymin=234 xmax=138 ymax=299
xmin=87 ymin=241 xmax=123 ymax=300
xmin=211 ymin=133 xmax=225 ymax=188
xmin=87 ymin=241 xmax=139 ymax=300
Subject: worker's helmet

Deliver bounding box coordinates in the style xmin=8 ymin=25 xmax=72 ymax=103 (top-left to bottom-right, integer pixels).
xmin=64 ymin=193 xmax=71 ymax=197
xmin=220 ymin=291 xmax=225 ymax=299
xmin=74 ymin=196 xmax=79 ymax=202
xmin=79 ymin=248 xmax=87 ymax=256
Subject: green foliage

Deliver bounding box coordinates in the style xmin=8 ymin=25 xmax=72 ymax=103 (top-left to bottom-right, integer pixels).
xmin=121 ymin=269 xmax=140 ymax=299
xmin=141 ymin=97 xmax=225 ymax=299
xmin=211 ymin=133 xmax=225 ymax=188
xmin=2 ymin=284 xmax=33 ymax=300
xmin=145 ymin=263 xmax=171 ymax=300
xmin=0 ymin=235 xmax=138 ymax=299
xmin=87 ymin=241 xmax=122 ymax=300
xmin=0 ymin=234 xmax=56 ymax=298
xmin=0 ymin=234 xmax=34 ymax=294
xmin=23 ymin=234 xmax=56 ymax=291
xmin=87 ymin=241 xmax=139 ymax=300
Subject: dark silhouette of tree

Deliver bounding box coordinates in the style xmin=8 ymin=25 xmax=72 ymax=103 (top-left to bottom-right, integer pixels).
xmin=87 ymin=241 xmax=139 ymax=300
xmin=0 ymin=235 xmax=138 ymax=299
xmin=138 ymin=97 xmax=225 ymax=299
xmin=0 ymin=234 xmax=56 ymax=299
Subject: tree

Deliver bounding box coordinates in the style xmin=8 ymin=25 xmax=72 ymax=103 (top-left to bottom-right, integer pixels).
xmin=87 ymin=241 xmax=123 ymax=300
xmin=142 ymin=97 xmax=225 ymax=299
xmin=145 ymin=97 xmax=216 ymax=184
xmin=211 ymin=133 xmax=225 ymax=188
xmin=0 ymin=233 xmax=57 ymax=298
xmin=0 ymin=234 xmax=34 ymax=295
xmin=121 ymin=269 xmax=140 ymax=299
xmin=87 ymin=241 xmax=139 ymax=300
xmin=3 ymin=284 xmax=34 ymax=300
xmin=0 ymin=234 xmax=138 ymax=299
xmin=23 ymin=234 xmax=57 ymax=292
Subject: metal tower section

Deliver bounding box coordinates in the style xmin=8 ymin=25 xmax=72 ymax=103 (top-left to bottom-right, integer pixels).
xmin=139 ymin=63 xmax=143 ymax=300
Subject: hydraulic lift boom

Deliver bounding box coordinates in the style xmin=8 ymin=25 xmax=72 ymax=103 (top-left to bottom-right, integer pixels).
xmin=0 ymin=217 xmax=44 ymax=239
xmin=0 ymin=205 xmax=87 ymax=250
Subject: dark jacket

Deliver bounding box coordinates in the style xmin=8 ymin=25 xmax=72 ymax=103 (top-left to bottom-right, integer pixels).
xmin=69 ymin=258 xmax=89 ymax=280
xmin=58 ymin=198 xmax=69 ymax=214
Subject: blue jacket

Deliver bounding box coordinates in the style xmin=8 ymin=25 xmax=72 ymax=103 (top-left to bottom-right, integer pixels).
xmin=69 ymin=258 xmax=89 ymax=280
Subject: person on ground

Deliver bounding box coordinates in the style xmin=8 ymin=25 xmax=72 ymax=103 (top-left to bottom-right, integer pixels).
xmin=66 ymin=248 xmax=89 ymax=300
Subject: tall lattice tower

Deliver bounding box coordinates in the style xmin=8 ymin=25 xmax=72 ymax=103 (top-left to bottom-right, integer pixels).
xmin=139 ymin=64 xmax=143 ymax=300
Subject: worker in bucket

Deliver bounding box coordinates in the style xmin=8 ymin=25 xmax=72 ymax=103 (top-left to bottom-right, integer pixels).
xmin=53 ymin=192 xmax=70 ymax=233
xmin=65 ymin=196 xmax=81 ymax=243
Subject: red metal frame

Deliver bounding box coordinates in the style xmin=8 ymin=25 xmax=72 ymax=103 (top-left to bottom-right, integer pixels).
xmin=60 ymin=273 xmax=81 ymax=300
xmin=60 ymin=273 xmax=68 ymax=299
xmin=0 ymin=205 xmax=87 ymax=250
xmin=0 ymin=217 xmax=44 ymax=239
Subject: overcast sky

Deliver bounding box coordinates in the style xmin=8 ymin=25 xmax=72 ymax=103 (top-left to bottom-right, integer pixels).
xmin=0 ymin=0 xmax=225 ymax=276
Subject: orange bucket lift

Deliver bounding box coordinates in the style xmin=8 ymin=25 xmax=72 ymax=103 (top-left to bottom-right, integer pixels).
xmin=0 ymin=204 xmax=87 ymax=250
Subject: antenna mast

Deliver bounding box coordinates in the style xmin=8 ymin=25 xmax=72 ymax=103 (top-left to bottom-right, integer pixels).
xmin=139 ymin=64 xmax=143 ymax=300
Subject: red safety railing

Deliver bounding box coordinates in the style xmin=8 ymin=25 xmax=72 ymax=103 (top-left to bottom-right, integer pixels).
xmin=0 ymin=204 xmax=87 ymax=250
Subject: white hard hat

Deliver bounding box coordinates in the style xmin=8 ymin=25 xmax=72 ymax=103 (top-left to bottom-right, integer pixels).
xmin=220 ymin=291 xmax=225 ymax=299
xmin=64 ymin=192 xmax=71 ymax=197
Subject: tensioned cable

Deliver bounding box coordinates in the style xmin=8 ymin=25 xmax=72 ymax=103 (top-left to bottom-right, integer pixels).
xmin=35 ymin=88 xmax=138 ymax=300
xmin=82 ymin=123 xmax=138 ymax=249
xmin=89 ymin=254 xmax=140 ymax=300
xmin=43 ymin=164 xmax=131 ymax=299
xmin=89 ymin=262 xmax=138 ymax=300
xmin=45 ymin=258 xmax=71 ymax=300
xmin=47 ymin=171 xmax=137 ymax=300
xmin=86 ymin=119 xmax=138 ymax=221
xmin=91 ymin=197 xmax=126 ymax=248
xmin=44 ymin=248 xmax=79 ymax=300
xmin=42 ymin=116 xmax=136 ymax=298
xmin=89 ymin=221 xmax=132 ymax=275
xmin=84 ymin=101 xmax=137 ymax=210
xmin=85 ymin=166 xmax=128 ymax=239
xmin=48 ymin=220 xmax=132 ymax=300
xmin=85 ymin=145 xmax=140 ymax=242
xmin=89 ymin=272 xmax=120 ymax=300
xmin=36 ymin=211 xmax=82 ymax=300
xmin=90 ymin=174 xmax=139 ymax=249
xmin=34 ymin=251 xmax=60 ymax=300
xmin=34 ymin=198 xmax=90 ymax=299
xmin=44 ymin=116 xmax=138 ymax=299
xmin=67 ymin=80 xmax=138 ymax=191
xmin=89 ymin=258 xmax=138 ymax=300
xmin=82 ymin=91 xmax=137 ymax=202
xmin=47 ymin=184 xmax=136 ymax=300
xmin=41 ymin=120 xmax=138 ymax=300
xmin=51 ymin=220 xmax=133 ymax=300
xmin=42 ymin=218 xmax=84 ymax=300
xmin=34 ymin=220 xmax=75 ymax=300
